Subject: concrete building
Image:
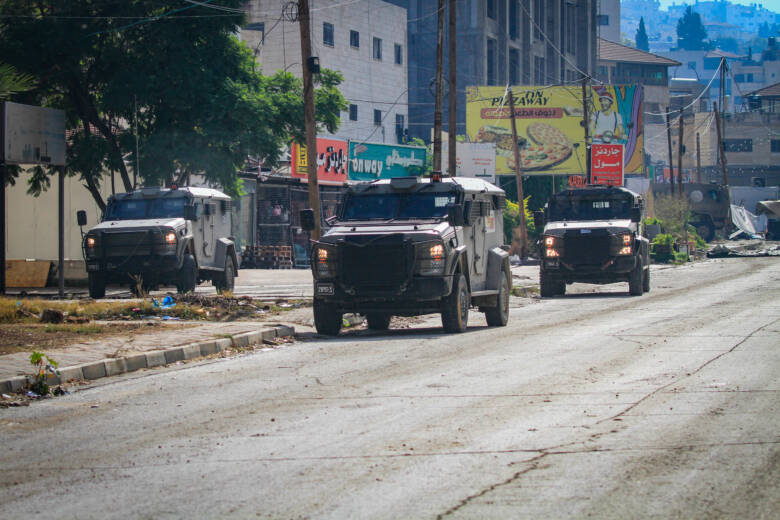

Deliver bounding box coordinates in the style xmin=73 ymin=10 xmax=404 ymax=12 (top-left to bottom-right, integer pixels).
xmin=384 ymin=0 xmax=599 ymax=142
xmin=598 ymin=0 xmax=621 ymax=43
xmin=241 ymin=0 xmax=409 ymax=145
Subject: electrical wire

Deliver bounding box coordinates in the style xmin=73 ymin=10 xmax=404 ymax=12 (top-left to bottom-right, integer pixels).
xmin=646 ymin=59 xmax=723 ymax=116
xmin=85 ymin=0 xmax=220 ymax=37
xmin=182 ymin=0 xmax=247 ymax=13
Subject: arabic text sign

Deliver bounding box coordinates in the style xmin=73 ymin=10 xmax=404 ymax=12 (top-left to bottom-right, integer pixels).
xmin=347 ymin=142 xmax=426 ymax=181
xmin=291 ymin=138 xmax=348 ymax=183
xmin=2 ymin=102 xmax=66 ymax=166
xmin=441 ymin=141 xmax=496 ymax=182
xmin=591 ymin=144 xmax=624 ymax=186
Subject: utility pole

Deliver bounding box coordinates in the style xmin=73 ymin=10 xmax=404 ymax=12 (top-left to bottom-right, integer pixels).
xmin=581 ymin=77 xmax=591 ymax=184
xmin=432 ymin=0 xmax=445 ymax=172
xmin=447 ymin=0 xmax=456 ymax=177
xmin=713 ymin=102 xmax=729 ymax=186
xmin=58 ymin=166 xmax=65 ymax=298
xmin=677 ymin=108 xmax=684 ymax=198
xmin=696 ymin=132 xmax=702 ymax=183
xmin=0 ymin=162 xmax=5 ymax=295
xmin=508 ymin=88 xmax=528 ymax=259
xmin=666 ymin=109 xmax=675 ymax=197
xmin=299 ymin=0 xmax=322 ymax=239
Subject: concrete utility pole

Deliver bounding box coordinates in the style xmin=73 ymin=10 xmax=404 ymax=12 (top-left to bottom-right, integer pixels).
xmin=298 ymin=0 xmax=322 ymax=240
xmin=58 ymin=166 xmax=65 ymax=297
xmin=433 ymin=0 xmax=445 ymax=172
xmin=677 ymin=108 xmax=684 ymax=198
xmin=696 ymin=132 xmax=702 ymax=183
xmin=581 ymin=77 xmax=591 ymax=184
xmin=508 ymin=88 xmax=528 ymax=259
xmin=713 ymin=102 xmax=729 ymax=186
xmin=666 ymin=109 xmax=675 ymax=196
xmin=447 ymin=0 xmax=456 ymax=176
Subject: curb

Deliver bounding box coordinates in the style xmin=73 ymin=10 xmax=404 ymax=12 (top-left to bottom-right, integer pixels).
xmin=0 ymin=324 xmax=295 ymax=394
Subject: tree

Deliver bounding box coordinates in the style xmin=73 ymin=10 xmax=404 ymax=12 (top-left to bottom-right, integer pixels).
xmin=676 ymin=6 xmax=708 ymax=51
xmin=0 ymin=63 xmax=36 ymax=100
xmin=636 ymin=17 xmax=650 ymax=52
xmin=0 ymin=1 xmax=347 ymax=210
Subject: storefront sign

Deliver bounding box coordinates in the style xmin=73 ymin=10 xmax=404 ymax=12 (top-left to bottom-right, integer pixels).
xmin=348 ymin=142 xmax=426 ymax=181
xmin=591 ymin=144 xmax=624 ymax=186
xmin=291 ymin=138 xmax=349 ymax=183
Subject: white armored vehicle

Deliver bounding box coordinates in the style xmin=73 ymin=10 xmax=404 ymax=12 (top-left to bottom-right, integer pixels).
xmin=79 ymin=186 xmax=238 ymax=298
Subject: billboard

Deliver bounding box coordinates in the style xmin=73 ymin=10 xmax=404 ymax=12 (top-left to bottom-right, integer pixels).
xmin=291 ymin=138 xmax=349 ymax=183
xmin=347 ymin=142 xmax=426 ymax=181
xmin=2 ymin=101 xmax=66 ymax=166
xmin=465 ymin=85 xmax=643 ymax=176
xmin=441 ymin=141 xmax=496 ymax=182
xmin=591 ymin=144 xmax=624 ymax=186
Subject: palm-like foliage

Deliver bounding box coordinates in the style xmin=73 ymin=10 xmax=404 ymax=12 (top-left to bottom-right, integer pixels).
xmin=0 ymin=63 xmax=36 ymax=100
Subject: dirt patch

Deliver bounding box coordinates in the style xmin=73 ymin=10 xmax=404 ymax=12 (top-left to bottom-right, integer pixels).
xmin=0 ymin=322 xmax=189 ymax=356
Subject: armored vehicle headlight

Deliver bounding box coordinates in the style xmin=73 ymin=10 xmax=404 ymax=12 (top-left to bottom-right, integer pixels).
xmin=164 ymin=231 xmax=177 ymax=245
xmin=86 ymin=237 xmax=96 ymax=248
xmin=618 ymin=234 xmax=632 ymax=255
xmin=315 ymin=244 xmax=337 ymax=278
xmin=415 ymin=241 xmax=446 ymax=276
xmin=543 ymin=235 xmax=561 ymax=258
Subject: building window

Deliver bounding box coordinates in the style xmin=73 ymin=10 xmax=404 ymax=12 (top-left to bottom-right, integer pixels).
xmin=534 ymin=0 xmax=544 ymax=40
xmin=771 ymin=140 xmax=780 ymax=153
xmin=487 ymin=38 xmax=496 ymax=85
xmin=395 ymin=114 xmax=405 ymax=142
xmin=349 ymin=104 xmax=358 ymax=121
xmin=487 ymin=0 xmax=497 ymax=19
xmin=566 ymin=4 xmax=576 ymax=53
xmin=323 ymin=22 xmax=334 ymax=47
xmin=373 ymin=37 xmax=382 ymax=60
xmin=394 ymin=43 xmax=403 ymax=65
xmin=509 ymin=49 xmax=520 ymax=84
xmin=245 ymin=22 xmax=265 ymax=44
xmin=509 ymin=1 xmax=518 ymax=40
xmin=374 ymin=109 xmax=382 ymax=125
xmin=534 ymin=56 xmax=545 ymax=84
xmin=350 ymin=30 xmax=359 ymax=49
xmin=598 ymin=14 xmax=609 ymax=26
xmin=723 ymin=139 xmax=753 ymax=153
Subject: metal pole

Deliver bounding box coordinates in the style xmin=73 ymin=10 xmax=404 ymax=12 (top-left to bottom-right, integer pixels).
xmin=696 ymin=132 xmax=702 ymax=183
xmin=508 ymin=88 xmax=528 ymax=259
xmin=0 ymin=163 xmax=5 ymax=295
xmin=58 ymin=165 xmax=65 ymax=298
xmin=677 ymin=108 xmax=684 ymax=198
xmin=713 ymin=102 xmax=728 ymax=186
xmin=447 ymin=0 xmax=456 ymax=176
xmin=433 ymin=0 xmax=445 ymax=172
xmin=299 ymin=0 xmax=322 ymax=240
xmin=666 ymin=109 xmax=675 ymax=196
xmin=581 ymin=77 xmax=591 ymax=184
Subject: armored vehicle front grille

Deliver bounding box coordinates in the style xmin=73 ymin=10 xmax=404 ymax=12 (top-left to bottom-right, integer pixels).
xmin=101 ymin=231 xmax=163 ymax=257
xmin=340 ymin=242 xmax=410 ymax=290
xmin=562 ymin=234 xmax=611 ymax=265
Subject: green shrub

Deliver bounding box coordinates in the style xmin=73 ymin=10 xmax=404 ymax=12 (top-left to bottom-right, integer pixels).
xmin=651 ymin=233 xmax=675 ymax=263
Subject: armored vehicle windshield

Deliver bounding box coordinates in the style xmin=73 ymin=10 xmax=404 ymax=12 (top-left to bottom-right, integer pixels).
xmin=104 ymin=197 xmax=187 ymax=221
xmin=549 ymin=194 xmax=633 ymax=222
xmin=342 ymin=192 xmax=457 ymax=221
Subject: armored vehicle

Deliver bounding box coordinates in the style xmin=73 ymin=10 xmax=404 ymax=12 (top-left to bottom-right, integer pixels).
xmin=652 ymin=183 xmax=729 ymax=241
xmin=303 ymin=176 xmax=511 ymax=335
xmin=79 ymin=186 xmax=238 ymax=299
xmin=535 ymin=185 xmax=649 ymax=297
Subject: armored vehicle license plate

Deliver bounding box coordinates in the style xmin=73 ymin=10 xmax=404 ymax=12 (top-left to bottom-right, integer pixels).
xmin=316 ymin=283 xmax=335 ymax=296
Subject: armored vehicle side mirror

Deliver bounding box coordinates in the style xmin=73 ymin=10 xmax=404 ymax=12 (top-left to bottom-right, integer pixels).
xmin=300 ymin=209 xmax=316 ymax=232
xmin=446 ymin=203 xmax=465 ymax=227
xmin=184 ymin=204 xmax=198 ymax=221
xmin=630 ymin=207 xmax=641 ymax=223
xmin=76 ymin=210 xmax=87 ymax=227
xmin=534 ymin=210 xmax=545 ymax=229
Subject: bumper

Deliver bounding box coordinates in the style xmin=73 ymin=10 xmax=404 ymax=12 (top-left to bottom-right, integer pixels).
xmin=86 ymin=253 xmax=180 ymax=279
xmin=542 ymin=255 xmax=639 ymax=283
xmin=313 ymin=275 xmax=453 ymax=314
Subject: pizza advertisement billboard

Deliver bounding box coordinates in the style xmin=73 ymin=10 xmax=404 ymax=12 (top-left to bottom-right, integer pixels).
xmin=591 ymin=144 xmax=624 ymax=186
xmin=465 ymin=85 xmax=643 ymax=176
xmin=347 ymin=142 xmax=426 ymax=182
xmin=291 ymin=138 xmax=349 ymax=183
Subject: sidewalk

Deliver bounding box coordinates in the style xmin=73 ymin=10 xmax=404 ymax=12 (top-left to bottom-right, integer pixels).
xmin=0 ymin=320 xmax=295 ymax=394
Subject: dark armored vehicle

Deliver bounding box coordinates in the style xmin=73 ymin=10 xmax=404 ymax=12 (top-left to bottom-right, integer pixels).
xmin=536 ymin=185 xmax=650 ymax=297
xmin=80 ymin=186 xmax=238 ymax=298
xmin=304 ymin=176 xmax=511 ymax=335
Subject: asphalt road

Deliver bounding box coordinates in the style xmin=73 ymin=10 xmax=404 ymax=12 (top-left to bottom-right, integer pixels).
xmin=1 ymin=257 xmax=778 ymax=519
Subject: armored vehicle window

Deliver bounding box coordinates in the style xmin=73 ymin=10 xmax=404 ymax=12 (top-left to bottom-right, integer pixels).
xmin=342 ymin=193 xmax=456 ymax=221
xmin=549 ymin=197 xmax=633 ymax=221
xmin=104 ymin=197 xmax=187 ymax=220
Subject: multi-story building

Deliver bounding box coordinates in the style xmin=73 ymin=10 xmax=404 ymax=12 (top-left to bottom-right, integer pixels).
xmin=598 ymin=0 xmax=621 ymax=43
xmin=385 ymin=0 xmax=599 ymax=142
xmin=241 ymin=0 xmax=409 ymax=145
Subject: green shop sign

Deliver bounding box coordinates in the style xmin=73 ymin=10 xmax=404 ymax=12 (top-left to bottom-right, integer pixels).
xmin=348 ymin=142 xmax=427 ymax=181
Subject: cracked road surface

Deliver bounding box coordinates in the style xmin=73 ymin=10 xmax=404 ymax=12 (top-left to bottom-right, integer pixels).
xmin=1 ymin=257 xmax=778 ymax=518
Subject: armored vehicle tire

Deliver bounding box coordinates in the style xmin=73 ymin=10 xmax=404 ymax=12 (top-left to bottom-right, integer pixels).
xmin=629 ymin=260 xmax=644 ymax=296
xmin=694 ymin=221 xmax=715 ymax=242
xmin=442 ymin=273 xmax=470 ymax=333
xmin=88 ymin=273 xmax=105 ymax=299
xmin=539 ymin=271 xmax=557 ymax=298
xmin=214 ymin=258 xmax=235 ymax=294
xmin=177 ymin=254 xmax=197 ymax=294
xmin=314 ymin=299 xmax=342 ymax=336
xmin=484 ymin=271 xmax=510 ymax=327
xmin=643 ymin=265 xmax=651 ymax=293
xmin=366 ymin=313 xmax=391 ymax=330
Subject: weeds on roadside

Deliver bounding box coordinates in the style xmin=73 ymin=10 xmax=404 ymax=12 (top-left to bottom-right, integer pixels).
xmin=28 ymin=351 xmax=59 ymax=396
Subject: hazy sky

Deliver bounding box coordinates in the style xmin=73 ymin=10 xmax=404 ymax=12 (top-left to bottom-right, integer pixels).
xmin=658 ymin=0 xmax=780 ymax=12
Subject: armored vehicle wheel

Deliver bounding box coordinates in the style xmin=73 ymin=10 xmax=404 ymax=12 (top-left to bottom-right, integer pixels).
xmin=214 ymin=258 xmax=235 ymax=294
xmin=643 ymin=265 xmax=650 ymax=293
xmin=314 ymin=299 xmax=342 ymax=336
xmin=539 ymin=271 xmax=557 ymax=298
xmin=442 ymin=274 xmax=470 ymax=333
xmin=629 ymin=260 xmax=643 ymax=296
xmin=366 ymin=313 xmax=391 ymax=330
xmin=484 ymin=271 xmax=509 ymax=327
xmin=177 ymin=254 xmax=197 ymax=294
xmin=88 ymin=273 xmax=105 ymax=299
xmin=694 ymin=221 xmax=715 ymax=242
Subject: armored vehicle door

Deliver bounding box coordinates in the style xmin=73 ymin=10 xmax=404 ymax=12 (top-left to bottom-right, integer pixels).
xmin=468 ymin=195 xmax=491 ymax=288
xmin=196 ymin=198 xmax=218 ymax=267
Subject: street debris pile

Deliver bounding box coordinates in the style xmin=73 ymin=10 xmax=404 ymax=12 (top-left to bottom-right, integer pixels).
xmin=707 ymin=243 xmax=780 ymax=258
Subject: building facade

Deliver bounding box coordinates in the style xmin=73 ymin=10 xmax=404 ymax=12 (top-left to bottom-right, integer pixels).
xmin=241 ymin=0 xmax=409 ymax=145
xmin=597 ymin=0 xmax=621 ymax=43
xmin=385 ymin=0 xmax=599 ymax=142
